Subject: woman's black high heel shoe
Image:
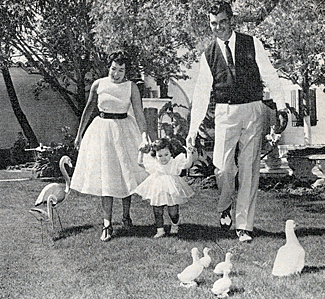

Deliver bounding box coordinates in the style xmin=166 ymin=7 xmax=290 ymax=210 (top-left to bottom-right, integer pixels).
xmin=100 ymin=225 xmax=113 ymax=242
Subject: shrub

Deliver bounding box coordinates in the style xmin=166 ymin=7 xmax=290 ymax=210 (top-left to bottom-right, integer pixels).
xmin=33 ymin=127 xmax=77 ymax=178
xmin=10 ymin=132 xmax=33 ymax=165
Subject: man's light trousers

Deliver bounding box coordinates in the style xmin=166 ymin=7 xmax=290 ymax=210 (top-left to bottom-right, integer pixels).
xmin=213 ymin=100 xmax=264 ymax=231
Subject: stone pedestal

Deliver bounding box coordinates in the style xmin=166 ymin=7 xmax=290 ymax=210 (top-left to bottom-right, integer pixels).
xmin=287 ymin=146 xmax=325 ymax=182
xmin=287 ymin=156 xmax=317 ymax=182
xmin=264 ymin=146 xmax=282 ymax=170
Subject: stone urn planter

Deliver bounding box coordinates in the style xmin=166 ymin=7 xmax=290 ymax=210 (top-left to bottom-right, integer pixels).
xmin=287 ymin=145 xmax=325 ymax=182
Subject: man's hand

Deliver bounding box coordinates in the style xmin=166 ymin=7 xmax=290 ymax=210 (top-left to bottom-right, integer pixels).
xmin=276 ymin=109 xmax=288 ymax=133
xmin=186 ymin=132 xmax=197 ymax=150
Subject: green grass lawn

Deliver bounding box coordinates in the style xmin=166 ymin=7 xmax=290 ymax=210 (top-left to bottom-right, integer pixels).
xmin=0 ymin=176 xmax=325 ymax=299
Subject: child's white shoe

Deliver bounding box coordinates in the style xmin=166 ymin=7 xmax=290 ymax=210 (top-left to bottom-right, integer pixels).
xmin=154 ymin=228 xmax=165 ymax=238
xmin=170 ymin=223 xmax=179 ymax=235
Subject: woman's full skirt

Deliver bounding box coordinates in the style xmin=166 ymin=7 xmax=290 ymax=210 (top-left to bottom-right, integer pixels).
xmin=70 ymin=116 xmax=148 ymax=198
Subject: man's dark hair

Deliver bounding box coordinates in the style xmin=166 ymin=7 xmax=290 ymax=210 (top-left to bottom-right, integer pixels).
xmin=209 ymin=2 xmax=233 ymax=19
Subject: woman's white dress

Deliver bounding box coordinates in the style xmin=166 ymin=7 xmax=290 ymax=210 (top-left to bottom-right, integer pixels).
xmin=70 ymin=77 xmax=148 ymax=198
xmin=134 ymin=153 xmax=194 ymax=206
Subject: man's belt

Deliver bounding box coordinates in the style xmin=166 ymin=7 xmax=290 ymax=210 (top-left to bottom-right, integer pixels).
xmin=99 ymin=112 xmax=128 ymax=119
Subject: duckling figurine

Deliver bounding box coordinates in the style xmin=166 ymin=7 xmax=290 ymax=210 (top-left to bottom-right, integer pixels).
xmin=199 ymin=247 xmax=212 ymax=268
xmin=177 ymin=247 xmax=204 ymax=288
xmin=211 ymin=268 xmax=232 ymax=297
xmin=272 ymin=219 xmax=305 ymax=276
xmin=214 ymin=252 xmax=233 ymax=275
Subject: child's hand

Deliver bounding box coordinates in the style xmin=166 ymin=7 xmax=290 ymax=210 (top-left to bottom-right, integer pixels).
xmin=139 ymin=143 xmax=151 ymax=154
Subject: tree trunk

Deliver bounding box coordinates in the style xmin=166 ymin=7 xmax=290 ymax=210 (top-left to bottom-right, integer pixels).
xmin=1 ymin=66 xmax=39 ymax=148
xmin=302 ymin=76 xmax=312 ymax=145
xmin=303 ymin=115 xmax=312 ymax=145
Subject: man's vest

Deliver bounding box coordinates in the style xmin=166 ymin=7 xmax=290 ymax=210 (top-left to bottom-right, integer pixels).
xmin=204 ymin=32 xmax=264 ymax=105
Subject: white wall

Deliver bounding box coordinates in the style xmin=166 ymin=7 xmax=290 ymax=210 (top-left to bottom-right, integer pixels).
xmin=280 ymin=79 xmax=325 ymax=146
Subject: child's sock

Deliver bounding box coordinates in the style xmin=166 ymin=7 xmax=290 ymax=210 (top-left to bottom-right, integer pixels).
xmin=170 ymin=222 xmax=179 ymax=234
xmin=154 ymin=227 xmax=165 ymax=238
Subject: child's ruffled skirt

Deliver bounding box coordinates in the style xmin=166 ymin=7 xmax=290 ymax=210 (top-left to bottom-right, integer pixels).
xmin=134 ymin=173 xmax=194 ymax=206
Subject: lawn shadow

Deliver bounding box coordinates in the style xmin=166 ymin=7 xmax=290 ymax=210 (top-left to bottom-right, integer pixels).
xmin=253 ymin=227 xmax=325 ymax=239
xmin=301 ymin=265 xmax=325 ymax=274
xmin=111 ymin=223 xmax=236 ymax=242
xmin=228 ymin=286 xmax=245 ymax=297
xmin=54 ymin=224 xmax=94 ymax=241
xmin=115 ymin=224 xmax=155 ymax=238
xmin=178 ymin=223 xmax=237 ymax=242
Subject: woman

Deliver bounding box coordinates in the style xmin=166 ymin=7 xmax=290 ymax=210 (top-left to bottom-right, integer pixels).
xmin=71 ymin=51 xmax=149 ymax=242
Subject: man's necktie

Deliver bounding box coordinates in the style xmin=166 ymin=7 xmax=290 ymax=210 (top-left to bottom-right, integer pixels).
xmin=224 ymin=40 xmax=234 ymax=66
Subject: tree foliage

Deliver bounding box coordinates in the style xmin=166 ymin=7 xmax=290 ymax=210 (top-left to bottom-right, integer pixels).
xmin=1 ymin=0 xmax=106 ymax=117
xmin=253 ymin=0 xmax=325 ymax=90
xmin=250 ymin=0 xmax=325 ymax=144
xmin=91 ymin=0 xmax=201 ymax=82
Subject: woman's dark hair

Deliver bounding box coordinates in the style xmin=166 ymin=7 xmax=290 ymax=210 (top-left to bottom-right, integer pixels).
xmin=150 ymin=138 xmax=174 ymax=157
xmin=108 ymin=50 xmax=131 ymax=76
xmin=210 ymin=2 xmax=233 ymax=19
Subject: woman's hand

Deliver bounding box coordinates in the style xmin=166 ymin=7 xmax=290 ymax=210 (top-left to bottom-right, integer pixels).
xmin=74 ymin=135 xmax=82 ymax=151
xmin=138 ymin=132 xmax=151 ymax=153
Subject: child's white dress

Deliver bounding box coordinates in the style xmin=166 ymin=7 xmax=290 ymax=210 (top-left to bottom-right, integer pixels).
xmin=134 ymin=153 xmax=194 ymax=206
xmin=71 ymin=77 xmax=148 ymax=198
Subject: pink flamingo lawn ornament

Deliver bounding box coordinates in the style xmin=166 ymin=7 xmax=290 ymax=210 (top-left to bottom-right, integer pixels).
xmin=30 ymin=155 xmax=72 ymax=231
xmin=29 ymin=194 xmax=58 ymax=243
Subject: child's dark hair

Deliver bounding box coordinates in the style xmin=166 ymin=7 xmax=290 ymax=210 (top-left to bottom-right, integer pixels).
xmin=150 ymin=138 xmax=174 ymax=157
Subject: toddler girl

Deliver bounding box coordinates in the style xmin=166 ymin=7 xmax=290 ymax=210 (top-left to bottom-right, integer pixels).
xmin=135 ymin=138 xmax=195 ymax=238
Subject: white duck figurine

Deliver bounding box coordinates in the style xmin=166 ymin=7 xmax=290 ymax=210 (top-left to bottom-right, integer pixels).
xmin=214 ymin=252 xmax=233 ymax=275
xmin=34 ymin=155 xmax=72 ymax=207
xmin=211 ymin=268 xmax=232 ymax=298
xmin=199 ymin=247 xmax=212 ymax=268
xmin=177 ymin=247 xmax=204 ymax=288
xmin=272 ymin=219 xmax=305 ymax=276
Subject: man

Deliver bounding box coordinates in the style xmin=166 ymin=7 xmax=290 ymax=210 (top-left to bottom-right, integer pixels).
xmin=186 ymin=2 xmax=288 ymax=242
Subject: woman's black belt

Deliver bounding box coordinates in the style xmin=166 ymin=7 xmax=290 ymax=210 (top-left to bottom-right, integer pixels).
xmin=99 ymin=112 xmax=128 ymax=119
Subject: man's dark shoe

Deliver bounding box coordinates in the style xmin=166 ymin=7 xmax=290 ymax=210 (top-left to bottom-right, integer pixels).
xmin=220 ymin=205 xmax=232 ymax=231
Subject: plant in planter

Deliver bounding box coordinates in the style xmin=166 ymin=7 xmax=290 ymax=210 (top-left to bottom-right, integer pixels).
xmin=33 ymin=127 xmax=77 ymax=178
xmin=158 ymin=101 xmax=216 ymax=177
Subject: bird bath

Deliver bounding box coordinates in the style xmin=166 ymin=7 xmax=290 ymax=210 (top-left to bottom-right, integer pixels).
xmin=286 ymin=145 xmax=325 ymax=182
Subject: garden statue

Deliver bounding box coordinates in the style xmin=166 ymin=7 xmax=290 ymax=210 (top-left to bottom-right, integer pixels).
xmin=211 ymin=268 xmax=232 ymax=298
xmin=213 ymin=252 xmax=233 ymax=275
xmin=199 ymin=247 xmax=212 ymax=268
xmin=177 ymin=247 xmax=204 ymax=288
xmin=31 ymin=155 xmax=73 ymax=230
xmin=311 ymin=158 xmax=325 ymax=188
xmin=272 ymin=220 xmax=305 ymax=276
xmin=264 ymin=125 xmax=282 ymax=169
